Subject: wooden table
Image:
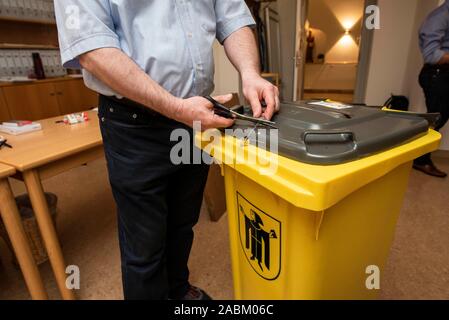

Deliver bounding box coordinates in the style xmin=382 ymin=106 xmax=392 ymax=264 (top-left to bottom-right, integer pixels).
xmin=0 ymin=163 xmax=48 ymax=299
xmin=0 ymin=111 xmax=103 ymax=300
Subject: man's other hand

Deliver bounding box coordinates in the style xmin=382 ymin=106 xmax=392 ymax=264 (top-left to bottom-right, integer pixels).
xmin=438 ymin=53 xmax=449 ymax=65
xmin=176 ymin=94 xmax=235 ymax=131
xmin=242 ymin=72 xmax=280 ymax=120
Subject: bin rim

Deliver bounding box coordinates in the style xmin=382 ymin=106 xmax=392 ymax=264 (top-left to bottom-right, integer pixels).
xmin=196 ymin=129 xmax=441 ymax=212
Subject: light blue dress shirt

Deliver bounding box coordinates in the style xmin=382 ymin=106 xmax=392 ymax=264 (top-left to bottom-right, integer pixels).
xmin=54 ymin=0 xmax=255 ymax=98
xmin=419 ymin=0 xmax=449 ymax=65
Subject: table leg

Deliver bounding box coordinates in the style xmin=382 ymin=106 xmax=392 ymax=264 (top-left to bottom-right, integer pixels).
xmin=23 ymin=170 xmax=76 ymax=300
xmin=0 ymin=178 xmax=48 ymax=300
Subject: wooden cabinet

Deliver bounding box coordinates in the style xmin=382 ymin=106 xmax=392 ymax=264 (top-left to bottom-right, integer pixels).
xmin=54 ymin=80 xmax=98 ymax=115
xmin=3 ymin=83 xmax=61 ymax=121
xmin=0 ymin=89 xmax=11 ymax=122
xmin=0 ymin=78 xmax=99 ymax=121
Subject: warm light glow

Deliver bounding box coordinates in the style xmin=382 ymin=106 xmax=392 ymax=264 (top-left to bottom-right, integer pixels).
xmin=341 ymin=19 xmax=357 ymax=31
xmin=340 ymin=34 xmax=354 ymax=46
xmin=308 ymin=0 xmax=364 ymax=64
xmin=323 ymin=0 xmax=365 ymax=32
xmin=326 ymin=34 xmax=359 ymax=63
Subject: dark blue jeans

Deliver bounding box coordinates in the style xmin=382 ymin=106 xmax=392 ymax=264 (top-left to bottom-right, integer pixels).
xmin=415 ymin=65 xmax=449 ymax=165
xmin=98 ymin=95 xmax=209 ymax=300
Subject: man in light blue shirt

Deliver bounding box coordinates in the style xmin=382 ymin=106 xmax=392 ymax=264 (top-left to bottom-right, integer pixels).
xmin=414 ymin=0 xmax=449 ymax=178
xmin=419 ymin=0 xmax=449 ymax=65
xmin=55 ymin=0 xmax=279 ymax=300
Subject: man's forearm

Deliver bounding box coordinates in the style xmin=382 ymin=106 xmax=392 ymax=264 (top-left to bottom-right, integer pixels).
xmin=222 ymin=26 xmax=279 ymax=119
xmin=223 ymin=27 xmax=261 ymax=79
xmin=79 ymin=48 xmax=181 ymax=119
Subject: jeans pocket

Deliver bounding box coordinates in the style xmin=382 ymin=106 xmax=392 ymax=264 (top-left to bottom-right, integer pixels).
xmin=102 ymin=117 xmax=155 ymax=161
xmin=419 ymin=69 xmax=436 ymax=89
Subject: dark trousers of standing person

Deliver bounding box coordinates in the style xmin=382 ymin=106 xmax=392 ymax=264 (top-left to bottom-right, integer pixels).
xmin=414 ymin=64 xmax=449 ymax=165
xmin=98 ymin=95 xmax=210 ymax=300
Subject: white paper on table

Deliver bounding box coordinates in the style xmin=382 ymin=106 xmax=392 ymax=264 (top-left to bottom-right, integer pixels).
xmin=308 ymin=101 xmax=353 ymax=110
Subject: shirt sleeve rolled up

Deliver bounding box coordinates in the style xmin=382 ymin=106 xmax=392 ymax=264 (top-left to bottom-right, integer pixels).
xmin=214 ymin=0 xmax=256 ymax=44
xmin=54 ymin=0 xmax=120 ymax=69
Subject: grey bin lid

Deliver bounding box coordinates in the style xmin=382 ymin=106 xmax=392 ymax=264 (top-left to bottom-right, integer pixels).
xmin=230 ymin=101 xmax=430 ymax=165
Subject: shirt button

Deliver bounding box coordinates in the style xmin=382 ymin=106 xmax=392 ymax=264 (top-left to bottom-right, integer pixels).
xmin=187 ymin=32 xmax=193 ymax=38
xmin=101 ymin=117 xmax=105 ymax=122
xmin=133 ymin=114 xmax=137 ymax=119
xmin=109 ymin=107 xmax=114 ymax=113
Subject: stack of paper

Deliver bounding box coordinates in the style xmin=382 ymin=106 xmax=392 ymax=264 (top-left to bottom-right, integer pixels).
xmin=0 ymin=121 xmax=42 ymax=135
xmin=308 ymin=100 xmax=353 ymax=110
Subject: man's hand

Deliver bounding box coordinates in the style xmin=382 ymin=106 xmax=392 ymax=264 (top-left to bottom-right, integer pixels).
xmin=175 ymin=94 xmax=235 ymax=131
xmin=242 ymin=72 xmax=280 ymax=120
xmin=438 ymin=53 xmax=449 ymax=65
xmin=222 ymin=27 xmax=280 ymax=120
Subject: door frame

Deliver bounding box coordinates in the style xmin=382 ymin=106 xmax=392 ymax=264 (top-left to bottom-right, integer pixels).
xmin=353 ymin=0 xmax=378 ymax=104
xmin=265 ymin=7 xmax=283 ymax=75
xmin=293 ymin=0 xmax=308 ymax=101
xmin=293 ymin=0 xmax=376 ymax=104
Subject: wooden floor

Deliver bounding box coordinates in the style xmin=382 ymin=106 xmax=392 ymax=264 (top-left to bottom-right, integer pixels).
xmin=0 ymin=158 xmax=448 ymax=300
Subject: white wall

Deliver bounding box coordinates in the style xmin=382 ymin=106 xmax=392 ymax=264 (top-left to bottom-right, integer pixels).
xmin=365 ymin=0 xmax=448 ymax=150
xmin=213 ymin=0 xmax=449 ymax=150
xmin=277 ymin=0 xmax=297 ymax=101
xmin=404 ymin=0 xmax=449 ymax=150
xmin=365 ymin=0 xmax=443 ymax=107
xmin=403 ymin=0 xmax=440 ymax=115
xmin=403 ymin=0 xmax=438 ymax=112
xmin=212 ymin=41 xmax=240 ymax=96
xmin=305 ymin=63 xmax=357 ymax=90
xmin=308 ymin=0 xmax=364 ymax=63
xmin=364 ymin=0 xmax=419 ymax=105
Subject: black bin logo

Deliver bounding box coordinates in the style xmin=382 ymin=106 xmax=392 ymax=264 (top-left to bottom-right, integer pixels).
xmin=237 ymin=193 xmax=281 ymax=280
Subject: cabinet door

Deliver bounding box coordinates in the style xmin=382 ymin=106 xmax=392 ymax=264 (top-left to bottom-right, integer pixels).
xmin=3 ymin=83 xmax=61 ymax=121
xmin=54 ymin=79 xmax=99 ymax=115
xmin=0 ymin=88 xmax=11 ymax=122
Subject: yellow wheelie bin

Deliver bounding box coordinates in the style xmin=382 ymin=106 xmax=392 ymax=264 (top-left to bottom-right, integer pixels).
xmin=197 ymin=101 xmax=441 ymax=300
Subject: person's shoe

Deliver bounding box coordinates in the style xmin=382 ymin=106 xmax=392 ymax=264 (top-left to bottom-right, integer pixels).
xmin=181 ymin=286 xmax=212 ymax=300
xmin=413 ymin=163 xmax=447 ymax=178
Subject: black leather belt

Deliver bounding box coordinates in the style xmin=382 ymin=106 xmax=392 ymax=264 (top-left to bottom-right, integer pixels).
xmin=423 ymin=63 xmax=449 ymax=71
xmin=101 ymin=95 xmax=160 ymax=117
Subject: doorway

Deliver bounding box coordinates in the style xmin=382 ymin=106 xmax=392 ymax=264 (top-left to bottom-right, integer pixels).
xmin=301 ymin=0 xmax=365 ymax=103
xmin=268 ymin=0 xmax=374 ymax=103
